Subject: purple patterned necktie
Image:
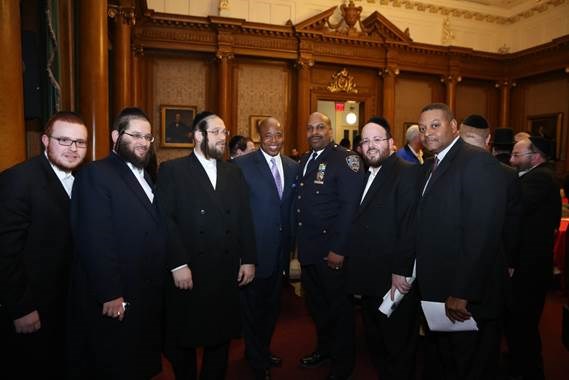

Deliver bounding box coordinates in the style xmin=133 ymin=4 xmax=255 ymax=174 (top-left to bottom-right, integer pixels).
xmin=271 ymin=157 xmax=283 ymax=199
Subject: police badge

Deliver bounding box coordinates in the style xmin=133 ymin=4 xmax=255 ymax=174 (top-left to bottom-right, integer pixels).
xmin=346 ymin=155 xmax=361 ymax=172
xmin=314 ymin=162 xmax=327 ymax=184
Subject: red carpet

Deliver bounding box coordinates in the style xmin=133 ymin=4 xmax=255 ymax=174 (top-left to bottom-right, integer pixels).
xmin=154 ymin=282 xmax=569 ymax=380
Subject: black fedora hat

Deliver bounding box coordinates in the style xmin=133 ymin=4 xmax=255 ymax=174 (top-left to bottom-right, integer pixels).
xmin=493 ymin=128 xmax=515 ymax=146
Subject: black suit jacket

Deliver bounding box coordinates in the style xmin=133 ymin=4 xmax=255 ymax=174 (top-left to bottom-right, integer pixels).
xmin=398 ymin=138 xmax=509 ymax=320
xmin=516 ymin=163 xmax=561 ymax=279
xmin=295 ymin=143 xmax=365 ymax=264
xmin=0 ymin=154 xmax=72 ymax=320
xmin=345 ymin=155 xmax=419 ymax=296
xmin=68 ymin=153 xmax=166 ymax=379
xmin=156 ymin=153 xmax=257 ymax=347
xmin=234 ymin=150 xmax=298 ymax=278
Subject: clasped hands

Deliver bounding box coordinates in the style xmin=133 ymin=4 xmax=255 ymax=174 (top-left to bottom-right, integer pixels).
xmin=172 ymin=263 xmax=255 ymax=290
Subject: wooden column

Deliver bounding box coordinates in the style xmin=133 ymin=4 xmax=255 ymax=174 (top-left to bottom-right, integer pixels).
xmin=79 ymin=0 xmax=109 ymax=160
xmin=382 ymin=66 xmax=398 ymax=128
xmin=296 ymin=58 xmax=313 ymax=154
xmin=498 ymin=79 xmax=512 ymax=128
xmin=216 ymin=51 xmax=233 ymax=134
xmin=445 ymin=74 xmax=460 ymax=114
xmin=132 ymin=45 xmax=144 ymax=108
xmin=110 ymin=3 xmax=134 ymax=118
xmin=0 ymin=0 xmax=26 ymax=170
xmin=58 ymin=0 xmax=75 ymax=111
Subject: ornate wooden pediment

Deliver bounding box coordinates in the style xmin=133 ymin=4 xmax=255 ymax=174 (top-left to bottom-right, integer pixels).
xmin=294 ymin=1 xmax=411 ymax=44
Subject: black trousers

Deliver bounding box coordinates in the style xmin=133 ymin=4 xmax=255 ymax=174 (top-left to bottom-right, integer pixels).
xmin=422 ymin=318 xmax=501 ymax=380
xmin=505 ymin=261 xmax=550 ymax=380
xmin=240 ymin=269 xmax=282 ymax=369
xmin=166 ymin=341 xmax=230 ymax=380
xmin=361 ymin=291 xmax=419 ymax=380
xmin=301 ymin=262 xmax=355 ymax=377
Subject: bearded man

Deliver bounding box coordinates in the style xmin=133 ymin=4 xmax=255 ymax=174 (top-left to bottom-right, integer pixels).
xmin=0 ymin=112 xmax=88 ymax=379
xmin=66 ymin=107 xmax=166 ymax=379
xmin=344 ymin=116 xmax=420 ymax=380
xmin=156 ymin=111 xmax=257 ymax=380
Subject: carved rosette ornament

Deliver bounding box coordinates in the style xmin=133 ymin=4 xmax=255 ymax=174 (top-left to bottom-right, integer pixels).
xmin=296 ymin=57 xmax=314 ymax=70
xmin=108 ymin=5 xmax=136 ymax=26
xmin=327 ymin=68 xmax=359 ymax=94
xmin=216 ymin=50 xmax=235 ymax=61
xmin=132 ymin=44 xmax=144 ymax=57
xmin=219 ymin=0 xmax=230 ymax=11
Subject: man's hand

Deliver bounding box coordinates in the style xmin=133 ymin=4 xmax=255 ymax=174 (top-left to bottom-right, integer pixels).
xmin=172 ymin=266 xmax=193 ymax=290
xmin=14 ymin=310 xmax=41 ymax=333
xmin=325 ymin=251 xmax=344 ymax=270
xmin=390 ymin=274 xmax=412 ymax=300
xmin=445 ymin=296 xmax=471 ymax=322
xmin=102 ymin=297 xmax=126 ymax=321
xmin=238 ymin=264 xmax=255 ymax=286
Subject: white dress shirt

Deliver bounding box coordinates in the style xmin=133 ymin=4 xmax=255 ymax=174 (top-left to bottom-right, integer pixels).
xmin=422 ymin=136 xmax=460 ymax=195
xmin=260 ymin=149 xmax=284 ymax=190
xmin=46 ymin=152 xmax=74 ymax=198
xmin=194 ymin=150 xmax=217 ymax=189
xmin=360 ymin=165 xmax=381 ymax=204
xmin=126 ymin=162 xmax=154 ymax=203
xmin=303 ymin=148 xmax=325 ymax=176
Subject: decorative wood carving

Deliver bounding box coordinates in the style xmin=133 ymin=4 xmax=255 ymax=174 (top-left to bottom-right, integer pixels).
xmin=327 ymin=68 xmax=359 ymax=94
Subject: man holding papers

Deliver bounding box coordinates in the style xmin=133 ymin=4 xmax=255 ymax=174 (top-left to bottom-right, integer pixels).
xmin=392 ymin=103 xmax=509 ymax=379
xmin=345 ymin=117 xmax=420 ymax=380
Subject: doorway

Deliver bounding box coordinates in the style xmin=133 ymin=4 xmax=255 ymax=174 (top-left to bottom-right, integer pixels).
xmin=317 ymin=100 xmax=361 ymax=150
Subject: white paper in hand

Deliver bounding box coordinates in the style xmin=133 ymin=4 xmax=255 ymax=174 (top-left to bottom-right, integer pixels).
xmin=420 ymin=301 xmax=478 ymax=332
xmin=378 ymin=261 xmax=416 ymax=317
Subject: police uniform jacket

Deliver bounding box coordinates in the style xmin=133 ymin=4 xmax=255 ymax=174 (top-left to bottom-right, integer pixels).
xmin=295 ymin=143 xmax=365 ymax=265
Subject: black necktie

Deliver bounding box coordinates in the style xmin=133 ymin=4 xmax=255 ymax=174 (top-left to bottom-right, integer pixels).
xmin=304 ymin=152 xmax=318 ymax=176
xmin=431 ymin=156 xmax=440 ymax=173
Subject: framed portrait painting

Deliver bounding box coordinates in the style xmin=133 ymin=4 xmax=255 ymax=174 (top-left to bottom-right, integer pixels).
xmin=249 ymin=115 xmax=270 ymax=143
xmin=527 ymin=113 xmax=564 ymax=160
xmin=160 ymin=105 xmax=196 ymax=148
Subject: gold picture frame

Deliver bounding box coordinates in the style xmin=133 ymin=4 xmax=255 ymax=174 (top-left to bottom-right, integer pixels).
xmin=160 ymin=105 xmax=196 ymax=148
xmin=249 ymin=115 xmax=270 ymax=143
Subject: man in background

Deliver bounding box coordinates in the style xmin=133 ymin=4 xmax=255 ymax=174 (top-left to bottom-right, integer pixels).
xmin=0 ymin=112 xmax=88 ymax=379
xmin=507 ymin=136 xmax=561 ymax=380
xmin=229 ymin=135 xmax=256 ymax=161
xmin=234 ymin=117 xmax=298 ymax=380
xmin=166 ymin=112 xmax=192 ymax=143
xmin=396 ymin=124 xmax=423 ymax=164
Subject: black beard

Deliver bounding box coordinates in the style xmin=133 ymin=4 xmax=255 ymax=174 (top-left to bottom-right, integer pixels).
xmin=200 ymin=138 xmax=224 ymax=160
xmin=117 ymin=137 xmax=150 ymax=169
xmin=364 ymin=149 xmax=388 ymax=168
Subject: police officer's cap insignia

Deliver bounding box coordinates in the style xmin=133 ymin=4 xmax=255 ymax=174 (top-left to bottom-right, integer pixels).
xmin=346 ymin=155 xmax=360 ymax=172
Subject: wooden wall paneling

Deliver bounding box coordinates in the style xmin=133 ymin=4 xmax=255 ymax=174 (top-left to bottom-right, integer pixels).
xmin=58 ymin=0 xmax=75 ymax=111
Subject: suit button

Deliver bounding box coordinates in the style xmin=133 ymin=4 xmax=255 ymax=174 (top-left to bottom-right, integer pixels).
xmin=300 ymin=182 xmax=304 ymax=186
xmin=199 ymin=230 xmax=204 ymax=234
xmin=298 ymin=195 xmax=302 ymax=199
xmin=297 ymin=209 xmax=301 ymax=213
xmin=298 ymin=222 xmax=302 ymax=226
xmin=322 ymin=229 xmax=327 ymax=234
xmin=279 ymin=226 xmax=283 ymax=232
xmin=200 ymin=209 xmax=206 ymax=215
xmin=226 ymin=230 xmax=230 ymax=235
xmin=315 ymin=190 xmax=320 ymax=194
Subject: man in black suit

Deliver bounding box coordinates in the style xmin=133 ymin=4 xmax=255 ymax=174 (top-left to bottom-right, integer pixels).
xmin=507 ymin=136 xmax=561 ymax=380
xmin=0 ymin=112 xmax=88 ymax=378
xmin=67 ymin=108 xmax=166 ymax=379
xmin=234 ymin=117 xmax=298 ymax=380
xmin=393 ymin=103 xmax=508 ymax=379
xmin=157 ymin=111 xmax=257 ymax=380
xmin=295 ymin=112 xmax=365 ymax=380
xmin=345 ymin=116 xmax=419 ymax=380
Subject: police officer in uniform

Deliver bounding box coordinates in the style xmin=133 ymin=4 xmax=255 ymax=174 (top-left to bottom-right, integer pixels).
xmin=296 ymin=112 xmax=365 ymax=380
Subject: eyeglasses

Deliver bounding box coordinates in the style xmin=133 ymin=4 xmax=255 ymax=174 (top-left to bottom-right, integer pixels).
xmin=49 ymin=136 xmax=88 ymax=148
xmin=122 ymin=131 xmax=155 ymax=143
xmin=207 ymin=129 xmax=230 ymax=136
xmin=360 ymin=137 xmax=389 ymax=148
xmin=510 ymin=151 xmax=534 ymax=158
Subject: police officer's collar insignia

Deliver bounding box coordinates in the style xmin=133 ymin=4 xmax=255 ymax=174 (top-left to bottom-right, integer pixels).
xmin=346 ymin=155 xmax=360 ymax=172
xmin=314 ymin=162 xmax=327 ymax=184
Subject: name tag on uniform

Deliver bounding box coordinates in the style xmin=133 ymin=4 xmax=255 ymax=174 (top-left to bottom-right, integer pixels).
xmin=314 ymin=163 xmax=327 ymax=184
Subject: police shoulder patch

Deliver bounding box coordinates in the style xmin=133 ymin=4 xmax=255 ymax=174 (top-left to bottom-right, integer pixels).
xmin=345 ymin=154 xmax=360 ymax=172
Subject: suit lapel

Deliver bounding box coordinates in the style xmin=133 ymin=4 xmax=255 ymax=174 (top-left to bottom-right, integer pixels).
xmin=422 ymin=138 xmax=462 ymax=198
xmin=39 ymin=154 xmax=70 ymax=213
xmin=110 ymin=154 xmax=158 ymax=221
xmin=187 ymin=154 xmax=226 ymax=215
xmin=358 ymin=155 xmax=396 ymax=215
xmin=282 ymin=157 xmax=296 ymax=202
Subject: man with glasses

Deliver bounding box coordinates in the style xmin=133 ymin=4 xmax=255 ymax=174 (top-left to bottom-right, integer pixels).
xmin=157 ymin=111 xmax=256 ymax=379
xmin=0 ymin=112 xmax=88 ymax=378
xmin=507 ymin=137 xmax=561 ymax=380
xmin=66 ymin=107 xmax=166 ymax=379
xmin=345 ymin=116 xmax=420 ymax=380
xmin=295 ymin=112 xmax=364 ymax=380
